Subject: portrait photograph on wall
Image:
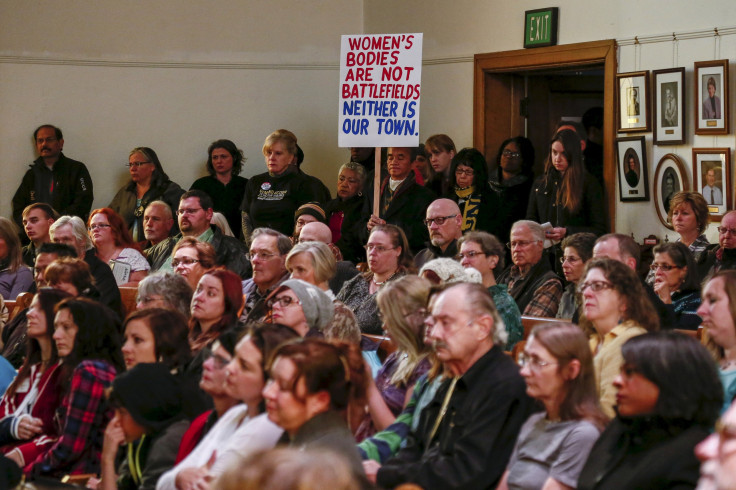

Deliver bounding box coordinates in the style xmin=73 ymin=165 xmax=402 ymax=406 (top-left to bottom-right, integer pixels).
xmin=654 ymin=153 xmax=690 ymax=228
xmin=617 ymin=70 xmax=651 ymax=132
xmin=616 ymin=136 xmax=649 ymax=202
xmin=653 ymin=67 xmax=685 ymax=145
xmin=692 ymin=147 xmax=731 ymax=221
xmin=695 ymin=59 xmax=729 ymax=135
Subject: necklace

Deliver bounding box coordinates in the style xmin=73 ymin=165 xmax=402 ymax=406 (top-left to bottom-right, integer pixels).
xmin=372 ymin=270 xmax=398 ymax=286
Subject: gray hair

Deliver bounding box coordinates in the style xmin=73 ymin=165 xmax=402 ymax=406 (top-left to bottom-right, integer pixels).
xmin=251 ymin=227 xmax=292 ymax=256
xmin=338 ymin=162 xmax=367 ymax=188
xmin=146 ymin=200 xmax=173 ymax=219
xmin=50 ymin=215 xmax=93 ymax=251
xmin=511 ymin=220 xmax=544 ymax=242
xmin=137 ymin=271 xmax=193 ymax=318
xmin=448 ymin=282 xmax=508 ymax=346
xmin=286 ymin=241 xmax=336 ymax=284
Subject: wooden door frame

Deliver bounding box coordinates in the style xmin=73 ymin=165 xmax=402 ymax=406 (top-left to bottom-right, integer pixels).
xmin=474 ymin=39 xmax=617 ymax=231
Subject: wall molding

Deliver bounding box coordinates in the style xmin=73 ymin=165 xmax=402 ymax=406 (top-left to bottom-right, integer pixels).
xmin=617 ymin=25 xmax=736 ymax=46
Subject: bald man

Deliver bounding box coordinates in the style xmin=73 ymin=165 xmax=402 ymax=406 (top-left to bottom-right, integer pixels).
xmin=414 ymin=199 xmax=463 ymax=269
xmin=299 ymin=221 xmax=359 ymax=295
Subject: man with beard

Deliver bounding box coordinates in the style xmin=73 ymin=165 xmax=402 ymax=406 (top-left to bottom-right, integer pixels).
xmin=147 ymin=190 xmax=249 ymax=278
xmin=414 ymin=199 xmax=463 ymax=269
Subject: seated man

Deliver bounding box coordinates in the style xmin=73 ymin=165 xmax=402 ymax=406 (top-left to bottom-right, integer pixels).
xmin=702 ymin=210 xmax=736 ymax=274
xmin=372 ymin=282 xmax=533 ymax=489
xmin=241 ymin=228 xmax=291 ymax=323
xmin=141 ymin=200 xmax=175 ymax=251
xmin=291 ymin=202 xmax=327 ymax=244
xmin=147 ymin=190 xmax=250 ymax=278
xmin=498 ymin=220 xmax=563 ymax=317
xmin=362 ymin=147 xmax=436 ymax=253
xmin=21 ymin=203 xmax=59 ymax=267
xmin=298 ymin=221 xmax=358 ymax=295
xmin=414 ymin=199 xmax=463 ymax=269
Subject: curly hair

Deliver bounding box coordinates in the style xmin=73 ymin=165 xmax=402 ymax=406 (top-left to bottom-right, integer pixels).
xmin=207 ymin=139 xmax=245 ymax=177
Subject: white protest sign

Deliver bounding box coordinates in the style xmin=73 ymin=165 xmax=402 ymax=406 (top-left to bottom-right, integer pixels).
xmin=338 ymin=33 xmax=423 ymax=147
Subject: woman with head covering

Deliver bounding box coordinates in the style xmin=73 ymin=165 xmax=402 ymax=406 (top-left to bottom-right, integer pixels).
xmin=109 ymin=147 xmax=185 ymax=242
xmin=87 ymin=208 xmax=150 ymax=287
xmin=0 ymin=217 xmax=33 ymax=299
xmin=266 ymin=279 xmax=334 ymax=338
xmin=190 ymin=139 xmax=248 ymax=240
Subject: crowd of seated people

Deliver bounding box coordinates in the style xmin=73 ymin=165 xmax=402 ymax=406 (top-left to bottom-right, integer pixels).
xmin=1 ymin=123 xmax=735 ymax=489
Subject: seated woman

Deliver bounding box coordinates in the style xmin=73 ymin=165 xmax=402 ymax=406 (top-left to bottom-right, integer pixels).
xmin=356 ymin=276 xmax=432 ymax=441
xmin=0 ymin=217 xmax=33 ymax=299
xmin=652 ymin=242 xmax=702 ymax=330
xmin=285 ymin=241 xmax=360 ymax=343
xmin=109 ymin=147 xmax=185 ymax=242
xmin=189 ymin=269 xmax=244 ymax=357
xmin=266 ymin=279 xmax=334 ymax=338
xmin=324 ymin=162 xmax=369 ymax=264
xmin=263 ymin=338 xmax=368 ymax=479
xmin=171 ymin=238 xmax=216 ymax=290
xmin=580 ymin=258 xmax=659 ymax=417
xmin=337 ymin=224 xmax=414 ymax=335
xmin=557 ymin=232 xmax=597 ymax=321
xmin=97 ymin=363 xmax=189 ymax=490
xmin=578 ymin=332 xmax=723 ymax=489
xmin=157 ymin=324 xmax=299 ymax=490
xmin=698 ymin=270 xmax=736 ymax=413
xmin=190 ymin=139 xmax=248 ymax=240
xmin=43 ymin=257 xmax=96 ymax=299
xmin=0 ymin=289 xmax=72 ymax=453
xmin=88 ymin=208 xmax=150 ymax=287
xmin=135 ymin=272 xmax=193 ymax=318
xmin=448 ymin=148 xmax=500 ymax=234
xmin=457 ymin=231 xmax=523 ymax=350
xmin=498 ymin=322 xmax=606 ymax=490
xmin=7 ymin=298 xmax=123 ymax=477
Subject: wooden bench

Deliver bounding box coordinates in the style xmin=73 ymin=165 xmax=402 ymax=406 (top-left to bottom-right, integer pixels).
xmin=520 ymin=315 xmax=571 ymax=340
xmin=119 ymin=286 xmax=138 ymax=318
xmin=8 ymin=292 xmax=33 ymax=321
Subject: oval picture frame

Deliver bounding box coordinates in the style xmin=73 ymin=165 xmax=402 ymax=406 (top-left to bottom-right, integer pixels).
xmin=653 ymin=153 xmax=690 ymax=229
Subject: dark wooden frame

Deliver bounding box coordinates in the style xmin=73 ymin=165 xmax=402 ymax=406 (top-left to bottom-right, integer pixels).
xmin=616 ymin=70 xmax=651 ymax=133
xmin=692 ymin=147 xmax=731 ymax=221
xmin=653 ymin=67 xmax=685 ymax=145
xmin=695 ymin=59 xmax=730 ymax=135
xmin=616 ymin=136 xmax=649 ymax=202
xmin=653 ymin=153 xmax=689 ymax=229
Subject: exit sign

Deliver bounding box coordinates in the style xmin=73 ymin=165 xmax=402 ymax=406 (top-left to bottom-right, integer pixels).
xmin=524 ymin=7 xmax=558 ymax=48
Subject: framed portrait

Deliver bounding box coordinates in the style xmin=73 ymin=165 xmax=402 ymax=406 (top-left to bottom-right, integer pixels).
xmin=653 ymin=67 xmax=685 ymax=145
xmin=692 ymin=147 xmax=731 ymax=221
xmin=653 ymin=153 xmax=689 ymax=229
xmin=616 ymin=136 xmax=649 ymax=201
xmin=616 ymin=71 xmax=650 ymax=133
xmin=695 ymin=59 xmax=730 ymax=135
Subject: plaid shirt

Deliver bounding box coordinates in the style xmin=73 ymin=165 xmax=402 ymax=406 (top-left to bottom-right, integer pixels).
xmin=26 ymin=360 xmax=116 ymax=477
xmin=504 ymin=265 xmax=563 ymax=318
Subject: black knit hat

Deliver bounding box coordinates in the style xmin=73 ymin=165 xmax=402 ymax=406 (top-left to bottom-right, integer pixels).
xmin=110 ymin=363 xmax=184 ymax=433
xmin=294 ymin=202 xmax=327 ymax=223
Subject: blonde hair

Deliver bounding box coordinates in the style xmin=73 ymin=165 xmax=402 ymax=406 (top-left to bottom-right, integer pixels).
xmin=286 ymin=241 xmax=336 ymax=285
xmin=262 ymin=129 xmax=297 ymax=158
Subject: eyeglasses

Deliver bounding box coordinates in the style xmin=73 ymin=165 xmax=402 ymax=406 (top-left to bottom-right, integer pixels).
xmin=649 ymin=263 xmax=681 ymax=272
xmin=517 ymin=352 xmax=558 ymax=371
xmin=577 ymin=280 xmax=614 ymax=294
xmin=136 ymin=294 xmax=163 ymax=305
xmin=207 ymin=351 xmax=231 ymax=370
xmin=506 ymin=240 xmax=538 ymax=249
xmin=456 ymin=251 xmax=486 ymax=260
xmin=423 ymin=215 xmax=457 ymax=227
xmin=502 ymin=150 xmax=522 ymax=158
xmin=172 ymin=257 xmax=200 ymax=268
xmin=267 ymin=295 xmax=301 ymax=309
xmin=454 ymin=168 xmax=474 ymax=176
xmin=177 ymin=207 xmax=203 ymax=216
xmin=87 ymin=224 xmax=111 ymax=231
xmin=247 ymin=251 xmax=279 ymax=261
xmin=560 ymin=256 xmax=582 ymax=264
xmin=126 ymin=161 xmax=151 ymax=168
xmin=718 ymin=226 xmax=736 ymax=235
xmin=364 ymin=244 xmax=397 ymax=253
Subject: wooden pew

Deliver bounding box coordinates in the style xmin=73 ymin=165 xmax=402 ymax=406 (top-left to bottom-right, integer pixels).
xmin=9 ymin=292 xmax=33 ymax=321
xmin=119 ymin=286 xmax=138 ymax=318
xmin=520 ymin=315 xmax=571 ymax=340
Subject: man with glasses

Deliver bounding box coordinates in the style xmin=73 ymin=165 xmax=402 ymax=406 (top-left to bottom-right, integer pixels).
xmin=704 ymin=211 xmax=736 ymax=275
xmin=241 ymin=227 xmax=291 ymax=322
xmin=414 ymin=199 xmax=463 ymax=269
xmin=361 ymin=147 xmax=436 ymax=254
xmin=497 ymin=220 xmax=562 ymax=317
xmin=12 ymin=125 xmax=94 ymax=231
xmin=147 ymin=190 xmax=249 ymax=278
xmin=373 ymin=282 xmax=533 ymax=489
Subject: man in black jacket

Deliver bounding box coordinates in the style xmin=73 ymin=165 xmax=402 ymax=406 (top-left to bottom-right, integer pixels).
xmin=147 ymin=190 xmax=250 ymax=278
xmin=12 ymin=125 xmax=93 ymax=229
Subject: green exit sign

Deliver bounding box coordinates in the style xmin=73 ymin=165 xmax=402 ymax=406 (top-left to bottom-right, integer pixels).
xmin=524 ymin=7 xmax=559 ymax=48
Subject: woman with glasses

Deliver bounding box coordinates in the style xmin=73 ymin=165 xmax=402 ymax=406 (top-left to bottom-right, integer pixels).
xmin=526 ymin=130 xmax=606 ymax=260
xmin=498 ymin=323 xmax=606 ymax=490
xmin=171 ymin=237 xmax=216 ymax=290
xmin=109 ymin=147 xmax=184 ymax=242
xmin=579 ymin=258 xmax=659 ymax=417
xmin=651 ymin=242 xmax=702 ymax=330
xmin=356 ymin=276 xmax=432 ymax=441
xmin=87 ymin=208 xmax=149 ymax=287
xmin=447 ymin=148 xmax=499 ymax=234
xmin=265 ymin=279 xmax=334 ymax=338
xmin=189 ymin=269 xmax=244 ymax=358
xmin=337 ymin=224 xmax=415 ymax=335
xmin=578 ymin=332 xmax=723 ymax=489
xmin=697 ymin=270 xmax=736 ymax=414
xmin=557 ymin=232 xmax=597 ymax=321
